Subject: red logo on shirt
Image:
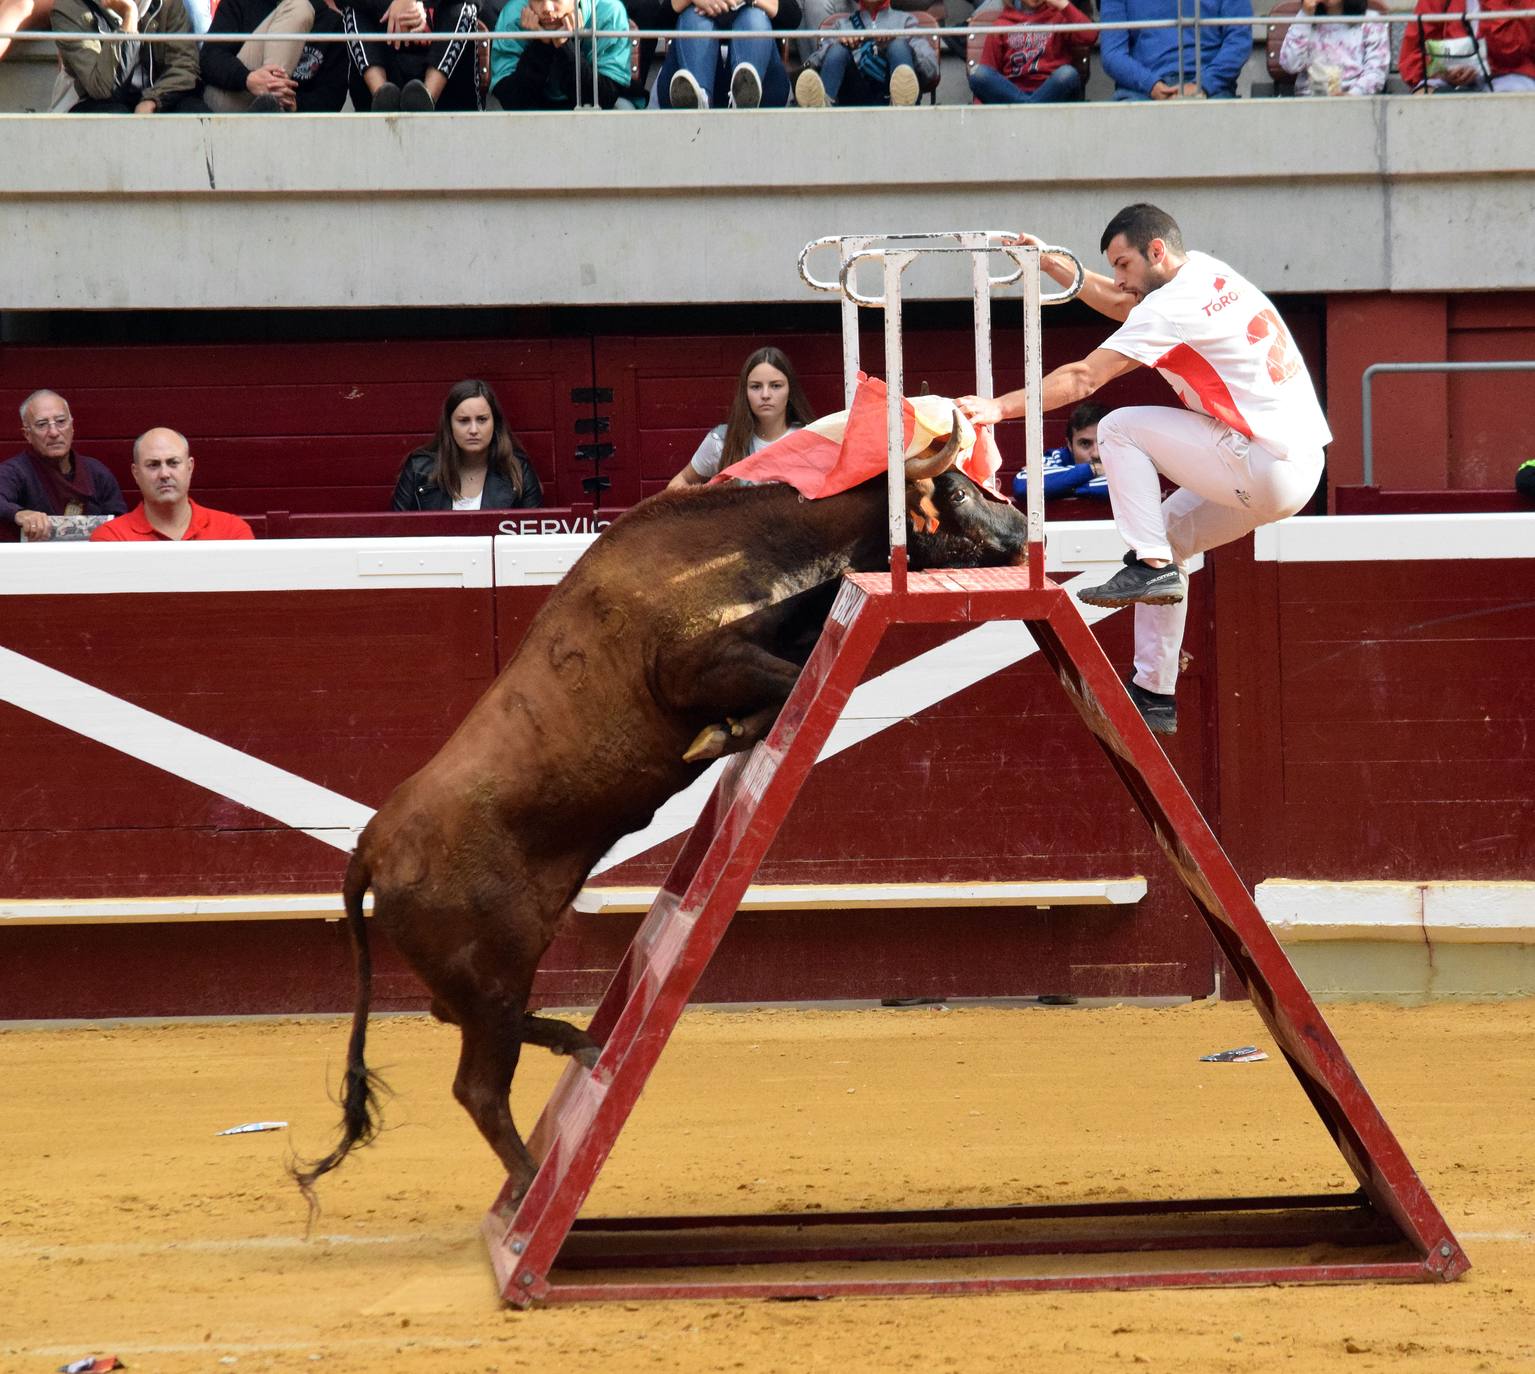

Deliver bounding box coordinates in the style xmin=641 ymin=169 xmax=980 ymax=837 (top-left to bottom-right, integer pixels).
xmin=1201 ymin=288 xmax=1241 ymax=317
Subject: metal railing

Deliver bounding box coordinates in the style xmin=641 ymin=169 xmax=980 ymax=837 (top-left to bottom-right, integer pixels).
xmin=1361 ymin=360 xmax=1535 ymax=486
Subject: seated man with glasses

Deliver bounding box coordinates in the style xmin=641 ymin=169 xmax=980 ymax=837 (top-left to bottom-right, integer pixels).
xmin=1 ymin=390 xmax=126 ymax=543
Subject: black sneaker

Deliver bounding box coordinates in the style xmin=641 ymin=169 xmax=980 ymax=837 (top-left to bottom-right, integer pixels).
xmin=1076 ymin=553 xmax=1185 ymax=608
xmin=400 ymin=78 xmax=435 ymax=111
xmin=370 ymin=80 xmax=402 ymax=113
xmin=1126 ymin=680 xmax=1177 ymax=735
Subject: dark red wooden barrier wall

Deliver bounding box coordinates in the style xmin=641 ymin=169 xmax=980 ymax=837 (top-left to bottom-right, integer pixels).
xmin=1 ymin=301 xmax=1324 ymax=517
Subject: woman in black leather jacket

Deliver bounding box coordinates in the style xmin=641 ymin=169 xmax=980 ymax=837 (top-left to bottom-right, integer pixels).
xmin=390 ymin=379 xmax=543 ymax=511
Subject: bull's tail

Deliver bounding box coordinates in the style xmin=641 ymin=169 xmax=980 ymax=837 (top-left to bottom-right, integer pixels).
xmin=291 ymin=849 xmax=389 ymax=1223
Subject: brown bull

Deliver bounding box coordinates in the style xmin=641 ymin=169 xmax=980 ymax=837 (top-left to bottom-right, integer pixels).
xmin=294 ymin=428 xmax=1030 ymax=1207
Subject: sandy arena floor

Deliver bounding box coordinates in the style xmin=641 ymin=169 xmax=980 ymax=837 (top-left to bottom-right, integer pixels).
xmin=4 ymin=1000 xmax=1533 ymax=1374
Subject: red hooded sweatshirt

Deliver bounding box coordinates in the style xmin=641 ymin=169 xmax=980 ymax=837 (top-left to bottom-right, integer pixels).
xmin=979 ymin=1 xmax=1097 ymax=93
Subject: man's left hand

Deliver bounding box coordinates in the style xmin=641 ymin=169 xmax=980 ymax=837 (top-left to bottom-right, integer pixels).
xmin=956 ymin=395 xmax=1005 ymax=426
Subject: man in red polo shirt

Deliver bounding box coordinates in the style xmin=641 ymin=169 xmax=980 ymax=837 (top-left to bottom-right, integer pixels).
xmin=91 ymin=428 xmax=254 ymax=543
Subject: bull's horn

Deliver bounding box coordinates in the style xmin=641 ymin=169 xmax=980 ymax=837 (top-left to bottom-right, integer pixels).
xmin=904 ymin=414 xmax=964 ymax=482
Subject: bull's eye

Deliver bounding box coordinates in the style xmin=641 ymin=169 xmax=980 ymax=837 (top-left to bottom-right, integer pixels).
xmin=951 ymin=490 xmax=968 ymax=505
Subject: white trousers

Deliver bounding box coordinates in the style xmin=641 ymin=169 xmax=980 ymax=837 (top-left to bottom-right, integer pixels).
xmin=1096 ymin=406 xmax=1323 ymax=695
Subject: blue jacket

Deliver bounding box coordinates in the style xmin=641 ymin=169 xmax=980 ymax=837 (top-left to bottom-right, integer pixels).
xmin=1099 ymin=0 xmax=1252 ymax=96
xmin=490 ymin=0 xmax=632 ymax=91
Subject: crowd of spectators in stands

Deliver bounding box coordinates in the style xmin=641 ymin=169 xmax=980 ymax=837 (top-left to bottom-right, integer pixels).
xmin=6 ymin=0 xmax=1534 ymax=109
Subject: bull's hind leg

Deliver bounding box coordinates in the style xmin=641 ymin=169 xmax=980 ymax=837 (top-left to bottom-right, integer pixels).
xmin=451 ymin=1012 xmax=540 ymax=1197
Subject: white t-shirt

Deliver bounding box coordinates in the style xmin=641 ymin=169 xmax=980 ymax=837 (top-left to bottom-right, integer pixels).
xmin=451 ymin=489 xmax=484 ymax=511
xmin=1103 ymin=251 xmax=1332 ymax=462
xmin=689 ymin=423 xmax=800 ymax=479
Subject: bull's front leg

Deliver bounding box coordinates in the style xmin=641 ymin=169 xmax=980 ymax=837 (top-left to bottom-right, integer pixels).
xmin=684 ymin=702 xmax=784 ymax=763
xmin=664 ymin=636 xmax=805 ymax=764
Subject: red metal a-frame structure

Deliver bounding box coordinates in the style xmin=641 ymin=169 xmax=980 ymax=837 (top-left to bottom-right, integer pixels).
xmin=483 ymin=235 xmax=1469 ymax=1304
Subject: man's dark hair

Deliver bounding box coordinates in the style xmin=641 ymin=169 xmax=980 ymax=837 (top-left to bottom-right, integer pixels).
xmin=1067 ymin=402 xmax=1107 ymax=440
xmin=1100 ymin=204 xmax=1185 ymax=257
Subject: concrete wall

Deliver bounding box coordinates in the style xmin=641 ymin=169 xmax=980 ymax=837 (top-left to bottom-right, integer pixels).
xmin=1 ymin=95 xmax=1533 ymax=311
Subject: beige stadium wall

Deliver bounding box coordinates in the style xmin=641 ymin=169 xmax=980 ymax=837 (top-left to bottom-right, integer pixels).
xmin=1 ymin=96 xmax=1534 ymax=311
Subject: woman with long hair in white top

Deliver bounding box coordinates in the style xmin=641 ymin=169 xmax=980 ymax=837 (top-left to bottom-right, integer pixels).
xmin=668 ymin=346 xmax=815 ymax=489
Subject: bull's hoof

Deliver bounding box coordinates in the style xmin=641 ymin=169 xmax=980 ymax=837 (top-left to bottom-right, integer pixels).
xmin=574 ymin=1044 xmax=600 ymax=1070
xmin=683 ymin=725 xmax=729 ymax=763
xmin=683 ymin=718 xmax=743 ymax=764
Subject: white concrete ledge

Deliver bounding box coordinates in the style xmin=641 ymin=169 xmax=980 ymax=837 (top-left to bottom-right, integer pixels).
xmin=1254 ymin=513 xmax=1535 ymax=564
xmin=1 ymin=879 xmax=1145 ymax=925
xmin=3 ymin=96 xmax=1533 ymax=307
xmin=1257 ymin=879 xmax=1535 ymax=944
xmin=0 ymin=537 xmax=493 ymax=595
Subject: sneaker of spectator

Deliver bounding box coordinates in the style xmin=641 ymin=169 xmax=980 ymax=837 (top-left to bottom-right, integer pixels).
xmin=343 ymin=0 xmax=484 ymax=111
xmin=797 ymin=0 xmax=936 ymax=106
xmin=1398 ymin=0 xmax=1535 ymax=92
xmin=653 ymin=0 xmax=794 ymax=109
xmin=1 ymin=390 xmax=126 ymax=543
xmin=400 ymin=74 xmax=435 ymax=106
xmin=670 ymin=63 xmax=709 ymax=105
xmin=201 ymin=0 xmax=349 ymax=112
xmin=968 ymin=0 xmax=1094 ymax=104
xmin=51 ymin=0 xmax=210 ymax=112
xmin=490 ymin=0 xmax=632 ymax=109
xmin=730 ymin=58 xmax=761 ymax=105
xmin=1098 ymin=0 xmax=1252 ymax=100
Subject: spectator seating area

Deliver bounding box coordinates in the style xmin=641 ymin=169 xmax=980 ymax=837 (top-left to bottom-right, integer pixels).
xmin=0 ymin=0 xmax=1474 ymax=110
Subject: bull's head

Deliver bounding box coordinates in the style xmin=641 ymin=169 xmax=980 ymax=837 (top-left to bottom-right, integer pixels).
xmin=901 ymin=417 xmax=1029 ymax=570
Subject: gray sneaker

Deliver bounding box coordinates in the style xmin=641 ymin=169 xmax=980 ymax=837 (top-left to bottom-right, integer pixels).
xmin=669 ymin=67 xmax=709 ymax=109
xmin=1127 ymin=680 xmax=1177 ymax=735
xmin=730 ymin=61 xmax=761 ymax=109
xmin=1076 ymin=553 xmax=1185 ymax=608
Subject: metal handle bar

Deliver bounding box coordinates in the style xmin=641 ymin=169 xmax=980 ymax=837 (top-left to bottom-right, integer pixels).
xmin=838 ymin=243 xmax=1085 ymax=308
xmin=799 ymin=231 xmax=1014 ymax=293
xmin=999 ymin=244 xmax=1086 ymax=306
xmin=800 ymin=234 xmax=1084 ymax=307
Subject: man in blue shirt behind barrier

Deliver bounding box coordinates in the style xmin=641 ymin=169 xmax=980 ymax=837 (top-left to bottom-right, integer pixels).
xmin=1099 ymin=0 xmax=1252 ymax=99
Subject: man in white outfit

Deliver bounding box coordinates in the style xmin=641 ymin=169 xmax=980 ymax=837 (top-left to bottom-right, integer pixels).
xmin=959 ymin=203 xmax=1330 ymax=735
